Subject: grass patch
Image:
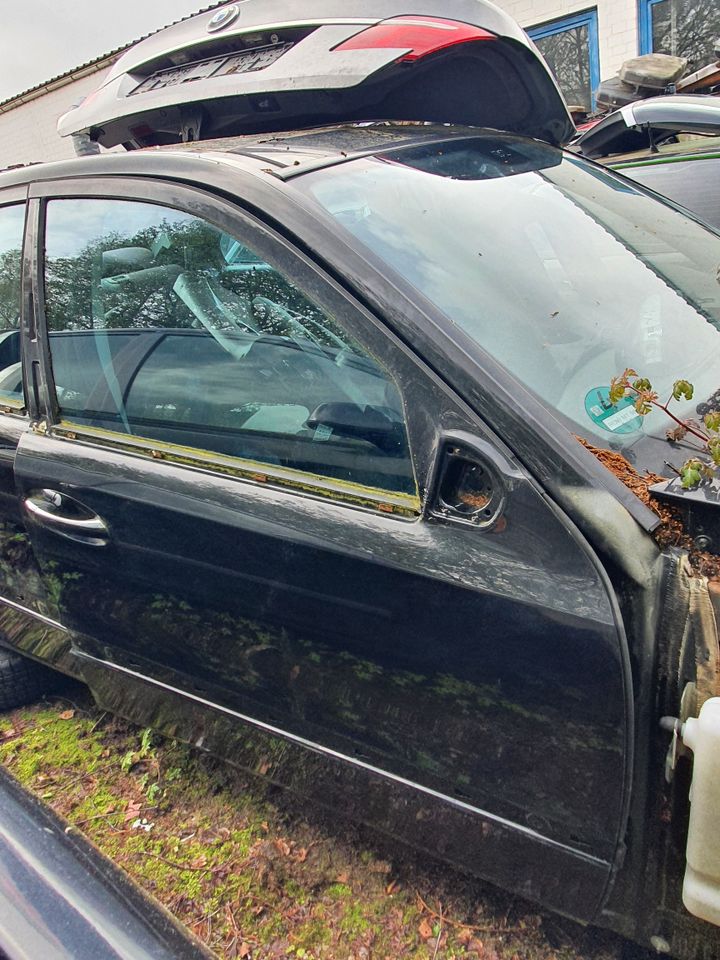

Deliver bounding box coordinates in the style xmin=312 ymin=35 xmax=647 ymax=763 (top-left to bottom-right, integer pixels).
xmin=0 ymin=697 xmax=628 ymax=960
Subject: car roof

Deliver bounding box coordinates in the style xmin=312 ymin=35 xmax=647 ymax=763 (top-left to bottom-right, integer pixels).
xmin=0 ymin=122 xmax=529 ymax=189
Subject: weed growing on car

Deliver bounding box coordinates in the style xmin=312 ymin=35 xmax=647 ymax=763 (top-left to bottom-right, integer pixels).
xmin=610 ymin=368 xmax=720 ymax=488
xmin=0 ymin=695 xmax=626 ymax=960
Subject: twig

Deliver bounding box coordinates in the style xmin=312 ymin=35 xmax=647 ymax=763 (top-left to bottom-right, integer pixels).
xmin=132 ymin=849 xmax=251 ymax=876
xmin=51 ymin=696 xmax=91 ymax=716
xmin=432 ymin=901 xmax=443 ymax=960
xmin=88 ymin=712 xmax=108 ymax=734
xmin=72 ymin=811 xmax=123 ymax=827
xmin=131 ymin=849 xmax=216 ymax=873
xmin=61 ymin=770 xmax=97 ymax=792
xmin=415 ymin=891 xmax=522 ymax=934
xmin=625 ymin=383 xmax=709 ymax=444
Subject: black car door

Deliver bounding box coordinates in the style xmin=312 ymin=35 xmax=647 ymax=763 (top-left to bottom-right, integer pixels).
xmin=14 ymin=177 xmax=631 ymax=919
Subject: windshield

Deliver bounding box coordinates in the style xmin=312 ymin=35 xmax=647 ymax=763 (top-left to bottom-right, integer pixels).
xmin=297 ymin=135 xmax=720 ymax=474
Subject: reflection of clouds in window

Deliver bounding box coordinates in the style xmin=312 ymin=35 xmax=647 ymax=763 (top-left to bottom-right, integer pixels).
xmin=0 ymin=205 xmax=25 ymax=337
xmin=42 ymin=197 xmax=416 ymax=495
xmin=0 ymin=205 xmax=24 ymax=256
xmin=45 ymin=200 xmax=194 ymax=258
xmin=304 ymin=154 xmax=720 ymax=436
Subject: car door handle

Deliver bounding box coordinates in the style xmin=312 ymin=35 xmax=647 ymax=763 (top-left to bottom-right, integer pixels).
xmin=24 ymin=490 xmax=109 ymax=538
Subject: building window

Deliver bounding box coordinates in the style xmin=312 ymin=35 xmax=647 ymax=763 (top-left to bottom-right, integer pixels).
xmin=528 ymin=10 xmax=600 ymax=111
xmin=639 ymin=0 xmax=720 ymax=74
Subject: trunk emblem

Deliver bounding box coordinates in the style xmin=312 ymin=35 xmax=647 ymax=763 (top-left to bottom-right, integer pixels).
xmin=207 ymin=4 xmax=241 ymax=33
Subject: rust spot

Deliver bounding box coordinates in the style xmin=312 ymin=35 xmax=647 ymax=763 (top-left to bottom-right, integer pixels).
xmin=458 ymin=493 xmax=490 ymax=509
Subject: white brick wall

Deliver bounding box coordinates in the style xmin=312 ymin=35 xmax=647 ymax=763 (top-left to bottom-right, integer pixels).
xmin=494 ymin=0 xmax=638 ymax=81
xmin=0 ymin=71 xmax=117 ymax=169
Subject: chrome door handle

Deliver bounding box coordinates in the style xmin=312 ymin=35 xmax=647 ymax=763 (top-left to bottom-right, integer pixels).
xmin=24 ymin=490 xmax=109 ymax=536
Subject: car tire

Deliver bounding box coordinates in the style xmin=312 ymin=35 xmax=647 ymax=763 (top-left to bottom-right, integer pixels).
xmin=0 ymin=648 xmax=59 ymax=711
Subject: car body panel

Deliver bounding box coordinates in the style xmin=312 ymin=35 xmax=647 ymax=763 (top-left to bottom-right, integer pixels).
xmin=0 ymin=765 xmax=214 ymax=960
xmin=0 ymin=158 xmax=635 ymax=920
xmin=1 ymin=128 xmax=719 ymax=958
xmin=57 ymin=0 xmax=574 ymax=147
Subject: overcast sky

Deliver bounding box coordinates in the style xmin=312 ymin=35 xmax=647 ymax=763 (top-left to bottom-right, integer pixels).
xmin=0 ymin=0 xmax=218 ymax=102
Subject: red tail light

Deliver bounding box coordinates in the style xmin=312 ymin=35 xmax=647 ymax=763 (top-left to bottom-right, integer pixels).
xmin=332 ymin=16 xmax=495 ymax=62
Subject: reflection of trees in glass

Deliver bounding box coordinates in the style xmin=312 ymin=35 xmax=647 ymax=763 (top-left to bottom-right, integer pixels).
xmin=0 ymin=248 xmax=21 ymax=329
xmin=45 ymin=220 xmax=220 ymax=332
xmin=535 ymin=25 xmax=591 ymax=109
xmin=45 ymin=208 xmax=345 ymax=345
xmin=651 ymin=0 xmax=720 ymax=73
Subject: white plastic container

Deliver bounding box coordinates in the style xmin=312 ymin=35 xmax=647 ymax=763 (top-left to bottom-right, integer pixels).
xmin=682 ymin=697 xmax=720 ymax=926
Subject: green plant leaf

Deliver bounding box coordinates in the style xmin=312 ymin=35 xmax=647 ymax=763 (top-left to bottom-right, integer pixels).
xmin=140 ymin=728 xmax=153 ymax=756
xmin=608 ymin=378 xmax=627 ymax=405
xmin=705 ymin=411 xmax=720 ymax=434
xmin=633 ymin=377 xmax=652 ymax=392
xmin=672 ymin=379 xmax=694 ymax=402
xmin=708 ymin=437 xmax=720 ymax=466
xmin=680 ymin=458 xmax=707 ymax=489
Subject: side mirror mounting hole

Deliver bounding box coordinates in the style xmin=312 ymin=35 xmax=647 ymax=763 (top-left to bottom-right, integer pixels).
xmin=431 ymin=444 xmax=505 ymax=528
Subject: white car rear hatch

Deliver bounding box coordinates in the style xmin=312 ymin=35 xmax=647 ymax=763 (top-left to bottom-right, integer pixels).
xmin=58 ymin=0 xmax=575 ymax=148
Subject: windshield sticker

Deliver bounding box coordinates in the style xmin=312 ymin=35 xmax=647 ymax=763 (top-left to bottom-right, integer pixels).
xmin=585 ymin=386 xmax=643 ymax=434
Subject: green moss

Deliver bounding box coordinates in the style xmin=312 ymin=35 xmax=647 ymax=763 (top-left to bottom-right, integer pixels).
xmin=293 ymin=918 xmax=332 ymax=951
xmin=0 ymin=708 xmax=105 ymax=786
xmin=325 ymin=882 xmax=352 ymax=900
xmin=339 ymin=901 xmax=372 ymax=939
xmin=70 ymin=786 xmax=123 ymax=823
xmin=0 ymin=701 xmax=565 ymax=960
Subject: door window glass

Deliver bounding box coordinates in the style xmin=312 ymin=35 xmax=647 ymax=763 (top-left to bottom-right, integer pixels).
xmin=528 ymin=11 xmax=600 ymax=111
xmin=0 ymin=204 xmax=25 ymax=404
xmin=641 ymin=0 xmax=720 ymax=74
xmin=43 ymin=198 xmax=415 ymax=498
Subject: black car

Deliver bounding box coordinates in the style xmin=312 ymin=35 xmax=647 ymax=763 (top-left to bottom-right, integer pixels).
xmin=0 ymin=4 xmax=719 ymax=960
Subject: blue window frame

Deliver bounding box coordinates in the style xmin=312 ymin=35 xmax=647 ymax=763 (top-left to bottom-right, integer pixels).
xmin=638 ymin=0 xmax=662 ymax=53
xmin=638 ymin=0 xmax=720 ymax=73
xmin=528 ymin=9 xmax=600 ymax=110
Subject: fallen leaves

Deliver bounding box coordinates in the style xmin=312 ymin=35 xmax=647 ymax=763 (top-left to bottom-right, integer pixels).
xmin=0 ymin=699 xmax=591 ymax=960
xmin=123 ymin=799 xmax=143 ymax=822
xmin=418 ymin=917 xmax=434 ymax=939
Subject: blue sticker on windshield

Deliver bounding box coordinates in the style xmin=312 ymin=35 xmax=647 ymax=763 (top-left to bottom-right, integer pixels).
xmin=584 ymin=386 xmax=643 ymax=434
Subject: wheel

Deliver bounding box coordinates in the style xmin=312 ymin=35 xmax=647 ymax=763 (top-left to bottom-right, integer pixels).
xmin=0 ymin=648 xmax=59 ymax=711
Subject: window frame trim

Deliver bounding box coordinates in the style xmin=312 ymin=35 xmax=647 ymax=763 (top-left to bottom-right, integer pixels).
xmin=0 ymin=193 xmax=30 ymax=414
xmin=29 ymin=177 xmax=423 ymax=518
xmin=527 ymin=8 xmax=600 ymax=109
xmin=638 ymin=0 xmax=664 ymax=55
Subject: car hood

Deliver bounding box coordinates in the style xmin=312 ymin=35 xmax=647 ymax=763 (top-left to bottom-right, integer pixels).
xmin=58 ymin=0 xmax=574 ymax=148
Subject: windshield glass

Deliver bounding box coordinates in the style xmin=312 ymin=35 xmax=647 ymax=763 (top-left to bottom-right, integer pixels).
xmin=298 ymin=135 xmax=720 ymax=474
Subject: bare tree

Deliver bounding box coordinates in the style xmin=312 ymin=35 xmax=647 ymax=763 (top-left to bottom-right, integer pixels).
xmin=535 ymin=25 xmax=591 ymax=109
xmin=650 ymin=0 xmax=720 ymax=74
